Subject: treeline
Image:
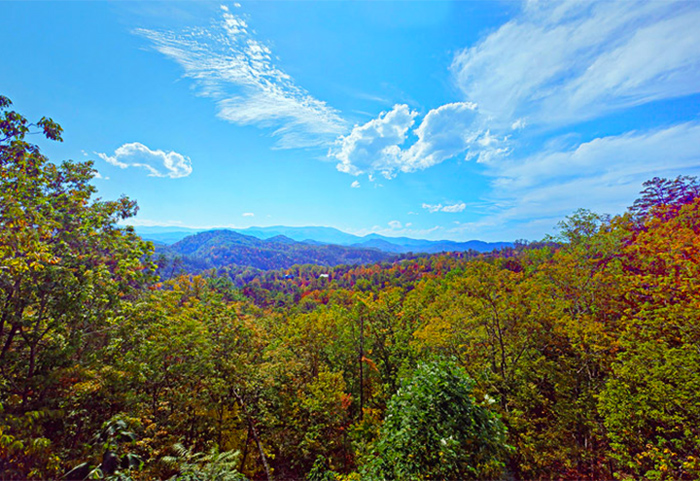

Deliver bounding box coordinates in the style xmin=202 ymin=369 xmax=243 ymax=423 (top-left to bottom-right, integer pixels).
xmin=2 ymin=96 xmax=700 ymax=480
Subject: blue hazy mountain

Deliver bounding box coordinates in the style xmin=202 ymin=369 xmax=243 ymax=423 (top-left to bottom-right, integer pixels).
xmin=135 ymin=225 xmax=512 ymax=255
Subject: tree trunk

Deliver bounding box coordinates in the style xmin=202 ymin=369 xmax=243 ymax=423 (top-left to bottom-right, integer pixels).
xmin=232 ymin=387 xmax=273 ymax=481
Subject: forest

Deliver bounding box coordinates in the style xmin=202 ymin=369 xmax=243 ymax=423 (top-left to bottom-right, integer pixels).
xmin=2 ymin=96 xmax=700 ymax=480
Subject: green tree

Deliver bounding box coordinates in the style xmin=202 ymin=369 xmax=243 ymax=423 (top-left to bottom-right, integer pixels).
xmin=364 ymin=361 xmax=509 ymax=480
xmin=0 ymin=95 xmax=154 ymax=478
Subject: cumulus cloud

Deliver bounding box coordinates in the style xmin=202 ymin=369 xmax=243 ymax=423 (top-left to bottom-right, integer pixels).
xmin=323 ymin=0 xmax=700 ymax=240
xmin=330 ymin=102 xmax=492 ymax=177
xmin=351 ymin=180 xmax=360 ymax=188
xmin=388 ymin=220 xmax=403 ymax=229
xmin=332 ymin=104 xmax=417 ymax=177
xmin=422 ymin=202 xmax=467 ymax=213
xmin=136 ymin=7 xmax=345 ymax=149
xmin=97 ymin=143 xmax=192 ymax=178
xmin=451 ymin=0 xmax=700 ymax=127
xmin=400 ymin=102 xmax=481 ymax=170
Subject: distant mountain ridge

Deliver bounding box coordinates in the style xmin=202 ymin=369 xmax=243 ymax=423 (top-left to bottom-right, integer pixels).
xmin=136 ymin=225 xmax=513 ymax=255
xmin=157 ymin=229 xmax=394 ymax=272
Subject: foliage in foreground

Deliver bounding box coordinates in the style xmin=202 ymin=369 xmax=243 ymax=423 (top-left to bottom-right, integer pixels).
xmin=364 ymin=361 xmax=509 ymax=480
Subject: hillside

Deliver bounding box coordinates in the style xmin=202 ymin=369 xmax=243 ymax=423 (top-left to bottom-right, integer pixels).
xmin=157 ymin=229 xmax=394 ymax=272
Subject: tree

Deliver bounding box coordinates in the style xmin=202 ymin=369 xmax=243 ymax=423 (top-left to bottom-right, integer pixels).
xmin=629 ymin=176 xmax=700 ymax=223
xmin=599 ymin=196 xmax=700 ymax=480
xmin=364 ymin=361 xmax=510 ymax=480
xmin=0 ymin=95 xmax=154 ymax=478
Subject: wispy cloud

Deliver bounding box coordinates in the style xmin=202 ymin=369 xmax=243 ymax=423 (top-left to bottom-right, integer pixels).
xmin=428 ymin=0 xmax=700 ymax=239
xmin=242 ymin=212 xmax=255 ymax=217
xmin=459 ymin=122 xmax=700 ymax=239
xmin=331 ymin=0 xmax=700 ymax=181
xmin=441 ymin=202 xmax=467 ymax=213
xmin=350 ymin=180 xmax=361 ymax=188
xmin=451 ymin=0 xmax=700 ymax=128
xmin=330 ymin=0 xmax=700 ymax=243
xmin=97 ymin=142 xmax=192 ymax=178
xmin=136 ymin=5 xmax=346 ymax=148
xmin=422 ymin=202 xmax=467 ymax=213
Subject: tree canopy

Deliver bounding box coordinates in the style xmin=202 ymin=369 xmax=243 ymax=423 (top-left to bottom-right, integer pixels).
xmin=0 ymin=95 xmax=154 ymax=478
xmin=2 ymin=94 xmax=700 ymax=481
xmin=365 ymin=361 xmax=509 ymax=480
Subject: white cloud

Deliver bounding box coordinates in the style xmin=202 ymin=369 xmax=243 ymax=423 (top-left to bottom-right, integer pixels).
xmin=330 ymin=102 xmax=492 ymax=177
xmin=388 ymin=220 xmax=402 ymax=229
xmin=97 ymin=143 xmax=192 ymax=178
xmin=400 ymin=102 xmax=480 ymax=171
xmin=332 ymin=104 xmax=417 ymax=177
xmin=451 ymin=0 xmax=700 ymax=127
xmin=422 ymin=203 xmax=442 ymax=213
xmin=441 ymin=202 xmax=467 ymax=213
xmin=429 ymin=0 xmax=700 ymax=240
xmin=351 ymin=180 xmax=360 ymax=188
xmin=329 ymin=0 xmax=700 ymax=182
xmin=511 ymin=119 xmax=526 ymax=130
xmin=242 ymin=212 xmax=255 ymax=217
xmin=136 ymin=8 xmax=345 ymax=149
xmin=476 ymin=122 xmax=700 ymax=232
xmin=322 ymin=0 xmax=700 ymax=239
xmin=422 ymin=202 xmax=467 ymax=213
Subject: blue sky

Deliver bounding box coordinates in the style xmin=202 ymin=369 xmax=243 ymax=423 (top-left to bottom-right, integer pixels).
xmin=2 ymin=1 xmax=700 ymax=241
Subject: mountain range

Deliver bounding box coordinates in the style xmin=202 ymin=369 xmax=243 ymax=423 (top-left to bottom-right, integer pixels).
xmin=155 ymin=229 xmax=394 ymax=272
xmin=140 ymin=225 xmax=515 ymax=273
xmin=136 ymin=225 xmax=513 ymax=255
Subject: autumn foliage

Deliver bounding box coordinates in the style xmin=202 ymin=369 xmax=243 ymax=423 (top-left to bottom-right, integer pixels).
xmin=2 ymin=96 xmax=700 ymax=480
